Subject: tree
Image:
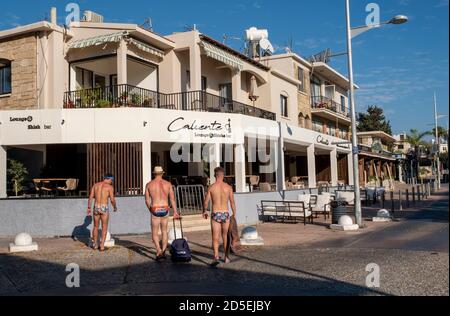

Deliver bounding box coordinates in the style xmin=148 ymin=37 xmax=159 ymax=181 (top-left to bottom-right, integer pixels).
xmin=7 ymin=159 xmax=28 ymax=196
xmin=406 ymin=129 xmax=430 ymax=149
xmin=406 ymin=129 xmax=431 ymax=182
xmin=431 ymin=126 xmax=449 ymax=141
xmin=357 ymin=105 xmax=392 ymax=134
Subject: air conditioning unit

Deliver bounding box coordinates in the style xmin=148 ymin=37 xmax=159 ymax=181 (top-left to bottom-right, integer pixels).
xmin=83 ymin=11 xmax=104 ymax=23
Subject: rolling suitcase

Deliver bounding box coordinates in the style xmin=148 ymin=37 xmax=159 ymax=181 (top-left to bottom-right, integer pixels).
xmin=170 ymin=218 xmax=192 ymax=263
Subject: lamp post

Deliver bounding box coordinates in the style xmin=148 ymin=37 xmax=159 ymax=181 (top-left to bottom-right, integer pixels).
xmin=345 ymin=0 xmax=408 ymax=227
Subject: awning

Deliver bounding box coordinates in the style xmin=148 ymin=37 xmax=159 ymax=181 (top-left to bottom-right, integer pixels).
xmin=68 ymin=31 xmax=165 ymax=59
xmin=199 ymin=40 xmax=244 ymax=71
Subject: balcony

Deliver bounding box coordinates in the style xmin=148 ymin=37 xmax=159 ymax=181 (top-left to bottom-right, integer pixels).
xmin=311 ymin=96 xmax=351 ymax=123
xmin=63 ymin=84 xmax=276 ymax=121
xmin=358 ymin=145 xmax=395 ymax=160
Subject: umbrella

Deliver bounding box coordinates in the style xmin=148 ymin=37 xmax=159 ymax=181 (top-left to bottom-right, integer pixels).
xmin=249 ymin=75 xmax=259 ymax=102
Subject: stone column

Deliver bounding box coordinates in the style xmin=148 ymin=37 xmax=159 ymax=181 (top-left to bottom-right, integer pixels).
xmin=307 ymin=144 xmax=317 ymax=189
xmin=231 ymin=70 xmax=242 ymax=103
xmin=142 ymin=142 xmax=152 ymax=190
xmin=330 ymin=149 xmax=338 ymax=187
xmin=234 ymin=143 xmax=247 ymax=193
xmin=189 ymin=43 xmax=202 ymax=91
xmin=117 ymin=39 xmax=128 ymax=85
xmin=209 ymin=143 xmax=221 ymax=184
xmin=0 ymin=146 xmax=6 ymax=198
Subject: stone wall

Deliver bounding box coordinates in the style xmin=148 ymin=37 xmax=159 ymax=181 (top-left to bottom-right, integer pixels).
xmin=0 ymin=34 xmax=38 ymax=110
xmin=295 ymin=65 xmax=312 ymax=128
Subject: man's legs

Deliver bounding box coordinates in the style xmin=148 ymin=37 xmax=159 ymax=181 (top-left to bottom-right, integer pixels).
xmin=211 ymin=220 xmax=222 ymax=260
xmin=151 ymin=216 xmax=163 ymax=256
xmin=99 ymin=213 xmax=109 ymax=251
xmin=160 ymin=217 xmax=169 ymax=254
xmin=221 ymin=219 xmax=231 ymax=263
xmin=92 ymin=214 xmax=101 ymax=249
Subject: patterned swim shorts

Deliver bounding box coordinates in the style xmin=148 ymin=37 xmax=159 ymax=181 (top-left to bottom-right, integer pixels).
xmin=212 ymin=212 xmax=230 ymax=224
xmin=94 ymin=205 xmax=109 ymax=215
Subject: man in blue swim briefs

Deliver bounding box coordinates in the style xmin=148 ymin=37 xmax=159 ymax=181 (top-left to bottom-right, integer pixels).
xmin=203 ymin=167 xmax=238 ymax=266
xmin=145 ymin=166 xmax=180 ymax=260
xmin=87 ymin=173 xmax=118 ymax=252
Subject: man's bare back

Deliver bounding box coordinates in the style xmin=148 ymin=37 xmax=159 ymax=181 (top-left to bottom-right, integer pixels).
xmin=93 ymin=182 xmax=114 ymax=207
xmin=146 ymin=178 xmax=172 ymax=207
xmin=209 ymin=182 xmax=233 ymax=212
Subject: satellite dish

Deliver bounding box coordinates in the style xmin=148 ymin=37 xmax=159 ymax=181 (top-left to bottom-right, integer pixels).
xmin=259 ymin=38 xmax=274 ymax=56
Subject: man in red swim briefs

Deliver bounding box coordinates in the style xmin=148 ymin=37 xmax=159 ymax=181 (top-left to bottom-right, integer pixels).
xmin=145 ymin=166 xmax=180 ymax=260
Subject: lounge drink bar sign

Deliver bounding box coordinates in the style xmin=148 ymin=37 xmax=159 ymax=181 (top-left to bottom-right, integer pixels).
xmin=165 ymin=114 xmax=241 ymax=144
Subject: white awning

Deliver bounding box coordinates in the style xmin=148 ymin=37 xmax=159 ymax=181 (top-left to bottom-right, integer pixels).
xmin=68 ymin=31 xmax=165 ymax=59
xmin=199 ymin=40 xmax=244 ymax=71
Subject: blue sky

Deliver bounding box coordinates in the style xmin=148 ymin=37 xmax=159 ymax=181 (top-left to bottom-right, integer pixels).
xmin=1 ymin=0 xmax=448 ymax=135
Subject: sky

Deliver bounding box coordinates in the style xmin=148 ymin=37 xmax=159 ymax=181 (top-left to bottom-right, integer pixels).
xmin=1 ymin=0 xmax=449 ymax=135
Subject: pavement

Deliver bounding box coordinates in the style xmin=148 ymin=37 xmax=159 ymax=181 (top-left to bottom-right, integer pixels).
xmin=0 ymin=185 xmax=448 ymax=296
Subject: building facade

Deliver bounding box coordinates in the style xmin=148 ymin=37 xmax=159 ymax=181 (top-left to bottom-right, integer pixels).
xmin=0 ymin=9 xmax=355 ymax=199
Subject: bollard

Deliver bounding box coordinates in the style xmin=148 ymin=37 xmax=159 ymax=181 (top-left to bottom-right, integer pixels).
xmin=406 ymin=189 xmax=410 ymax=208
xmin=390 ymin=191 xmax=395 ymax=214
xmin=422 ymin=184 xmax=426 ymax=200
xmin=399 ymin=190 xmax=403 ymax=211
xmin=412 ymin=187 xmax=416 ymax=205
xmin=381 ymin=191 xmax=385 ymax=209
xmin=417 ymin=186 xmax=421 ymax=202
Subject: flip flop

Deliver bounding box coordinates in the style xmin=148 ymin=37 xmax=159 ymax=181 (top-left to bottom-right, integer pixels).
xmin=210 ymin=258 xmax=221 ymax=267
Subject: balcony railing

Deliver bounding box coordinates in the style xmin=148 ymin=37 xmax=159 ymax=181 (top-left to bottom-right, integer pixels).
xmin=311 ymin=96 xmax=350 ymax=118
xmin=358 ymin=145 xmax=395 ymax=159
xmin=64 ymin=84 xmax=276 ymax=121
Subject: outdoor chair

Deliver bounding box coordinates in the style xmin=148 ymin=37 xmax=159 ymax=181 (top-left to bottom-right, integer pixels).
xmin=259 ymin=182 xmax=272 ymax=192
xmin=297 ymin=194 xmax=312 ymax=208
xmin=249 ymin=176 xmax=260 ymax=191
xmin=336 ymin=191 xmax=355 ymax=206
xmin=57 ymin=179 xmax=79 ymax=196
xmin=310 ymin=194 xmax=332 ymax=219
xmin=291 ymin=177 xmax=299 ymax=185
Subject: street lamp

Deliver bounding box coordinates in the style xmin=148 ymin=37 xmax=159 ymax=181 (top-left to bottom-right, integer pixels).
xmin=345 ymin=0 xmax=408 ymax=228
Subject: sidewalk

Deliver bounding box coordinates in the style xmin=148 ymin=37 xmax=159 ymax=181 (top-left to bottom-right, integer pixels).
xmin=0 ymin=185 xmax=447 ymax=296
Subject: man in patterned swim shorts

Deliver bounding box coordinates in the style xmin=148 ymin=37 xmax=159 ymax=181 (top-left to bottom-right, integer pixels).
xmin=87 ymin=174 xmax=118 ymax=252
xmin=203 ymin=167 xmax=238 ymax=267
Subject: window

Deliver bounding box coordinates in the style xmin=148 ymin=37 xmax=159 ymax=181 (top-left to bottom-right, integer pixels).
xmin=0 ymin=59 xmax=12 ymax=95
xmin=310 ymin=75 xmax=321 ymax=104
xmin=297 ymin=67 xmax=305 ymax=92
xmin=201 ymin=76 xmax=207 ymax=92
xmin=280 ymin=94 xmax=288 ymax=117
xmin=340 ymin=95 xmax=346 ymax=113
xmin=312 ymin=119 xmax=323 ymax=133
xmin=75 ymin=67 xmax=94 ymax=89
xmin=328 ymin=122 xmax=336 ymax=136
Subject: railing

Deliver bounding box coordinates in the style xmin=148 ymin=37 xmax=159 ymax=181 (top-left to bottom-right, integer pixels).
xmin=311 ymin=96 xmax=350 ymax=118
xmin=64 ymin=84 xmax=276 ymax=121
xmin=358 ymin=145 xmax=395 ymax=159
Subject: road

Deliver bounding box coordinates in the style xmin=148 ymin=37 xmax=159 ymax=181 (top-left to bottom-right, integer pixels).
xmin=0 ymin=186 xmax=448 ymax=296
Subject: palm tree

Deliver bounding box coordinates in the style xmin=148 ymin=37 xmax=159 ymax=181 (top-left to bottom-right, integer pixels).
xmin=431 ymin=126 xmax=449 ymax=142
xmin=406 ymin=129 xmax=430 ymax=149
xmin=406 ymin=129 xmax=431 ymax=182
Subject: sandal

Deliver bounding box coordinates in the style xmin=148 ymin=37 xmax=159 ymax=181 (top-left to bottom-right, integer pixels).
xmin=210 ymin=258 xmax=221 ymax=267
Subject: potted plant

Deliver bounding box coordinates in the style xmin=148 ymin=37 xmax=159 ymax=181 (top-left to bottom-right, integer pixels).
xmin=95 ymin=99 xmax=110 ymax=108
xmin=7 ymin=159 xmax=28 ymax=197
xmin=130 ymin=93 xmax=142 ymax=107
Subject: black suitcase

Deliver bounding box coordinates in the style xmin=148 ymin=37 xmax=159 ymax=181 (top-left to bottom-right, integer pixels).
xmin=170 ymin=218 xmax=192 ymax=263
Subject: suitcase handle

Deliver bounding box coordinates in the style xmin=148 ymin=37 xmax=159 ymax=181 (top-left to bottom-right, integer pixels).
xmin=173 ymin=217 xmax=184 ymax=240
